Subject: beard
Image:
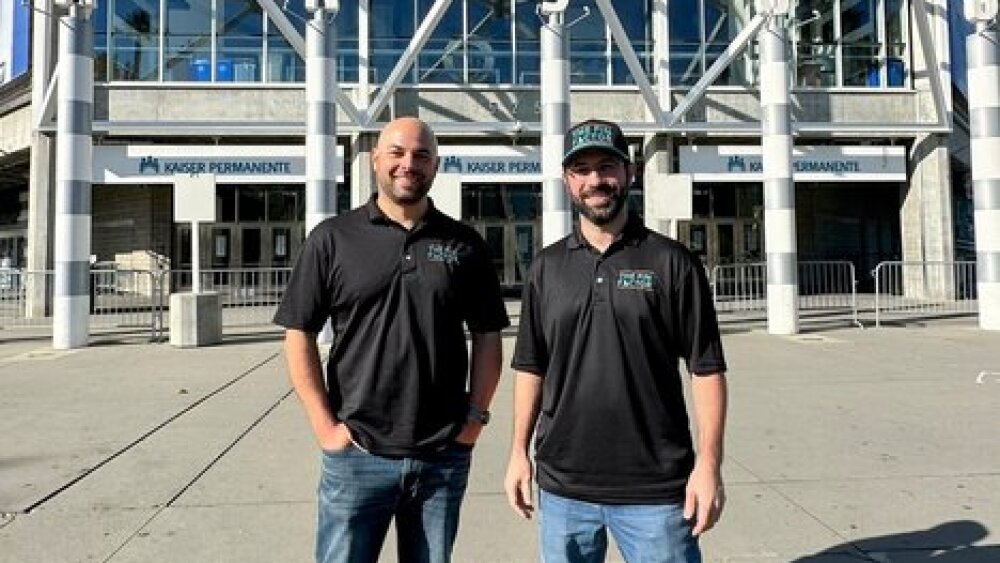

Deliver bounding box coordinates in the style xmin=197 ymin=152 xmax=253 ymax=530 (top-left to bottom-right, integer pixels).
xmin=380 ymin=174 xmax=432 ymax=205
xmin=571 ymin=183 xmax=627 ymax=226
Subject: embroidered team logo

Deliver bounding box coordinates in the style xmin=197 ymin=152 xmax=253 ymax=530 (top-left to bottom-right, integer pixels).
xmin=427 ymin=243 xmax=460 ymax=265
xmin=617 ymin=270 xmax=655 ymax=291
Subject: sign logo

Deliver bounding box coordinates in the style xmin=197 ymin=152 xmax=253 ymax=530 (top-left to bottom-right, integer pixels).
xmin=139 ymin=156 xmax=160 ymax=174
xmin=617 ymin=270 xmax=655 ymax=291
xmin=427 ymin=243 xmax=460 ymax=265
xmin=442 ymin=156 xmax=463 ymax=173
xmin=727 ymin=156 xmax=746 ymax=173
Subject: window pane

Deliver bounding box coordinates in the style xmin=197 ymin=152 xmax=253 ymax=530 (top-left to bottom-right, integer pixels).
xmin=218 ymin=0 xmax=263 ymax=82
xmin=705 ymin=0 xmax=755 ymax=86
xmin=514 ymin=0 xmax=540 ymax=84
xmin=94 ymin=0 xmax=109 ymax=80
xmin=238 ymin=187 xmax=266 ymax=221
xmin=610 ymin=0 xmax=651 ymax=85
xmin=885 ymin=0 xmax=907 ymax=87
xmin=165 ymin=0 xmax=212 ymax=81
xmin=417 ymin=0 xmax=464 ymax=83
xmin=795 ymin=0 xmax=837 ymax=87
xmin=267 ymin=187 xmax=301 ymax=221
xmin=218 ymin=186 xmax=237 ymax=222
xmin=336 ymin=0 xmax=360 ymax=83
xmin=841 ymin=0 xmax=879 ymax=87
xmin=669 ymin=0 xmax=701 ymax=86
xmin=569 ymin=0 xmax=606 ymax=84
xmin=110 ymin=0 xmax=161 ymax=80
xmin=468 ymin=0 xmax=513 ymax=84
xmin=371 ymin=0 xmax=415 ymax=83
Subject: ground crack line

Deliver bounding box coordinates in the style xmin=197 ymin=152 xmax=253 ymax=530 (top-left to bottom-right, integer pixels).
xmin=22 ymin=351 xmax=282 ymax=514
xmin=100 ymin=388 xmax=294 ymax=563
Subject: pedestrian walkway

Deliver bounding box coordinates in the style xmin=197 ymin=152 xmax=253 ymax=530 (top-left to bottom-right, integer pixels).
xmin=1 ymin=323 xmax=998 ymax=562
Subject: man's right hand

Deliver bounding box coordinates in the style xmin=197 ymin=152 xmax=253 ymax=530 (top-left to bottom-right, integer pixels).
xmin=318 ymin=421 xmax=353 ymax=452
xmin=504 ymin=452 xmax=535 ymax=519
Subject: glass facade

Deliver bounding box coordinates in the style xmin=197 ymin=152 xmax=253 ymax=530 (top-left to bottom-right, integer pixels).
xmin=794 ymin=0 xmax=909 ymax=88
xmin=93 ymin=0 xmax=908 ymax=88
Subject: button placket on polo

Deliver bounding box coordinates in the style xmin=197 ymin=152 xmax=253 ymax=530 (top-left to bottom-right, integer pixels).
xmin=592 ymin=255 xmax=610 ymax=305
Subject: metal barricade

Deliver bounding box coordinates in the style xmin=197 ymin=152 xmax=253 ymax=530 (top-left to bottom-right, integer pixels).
xmin=872 ymin=261 xmax=977 ymax=327
xmin=0 ymin=269 xmax=164 ymax=340
xmin=711 ymin=262 xmax=767 ymax=314
xmin=798 ymin=260 xmax=859 ymax=326
xmin=710 ymin=260 xmax=859 ymax=327
xmin=161 ymin=268 xmax=293 ymax=331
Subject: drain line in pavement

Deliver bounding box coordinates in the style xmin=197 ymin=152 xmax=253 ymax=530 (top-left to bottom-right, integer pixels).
xmin=101 ymin=388 xmax=295 ymax=563
xmin=22 ymin=352 xmax=282 ymax=514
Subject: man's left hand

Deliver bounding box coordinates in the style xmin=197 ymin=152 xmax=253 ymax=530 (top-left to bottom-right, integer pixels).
xmin=683 ymin=463 xmax=725 ymax=536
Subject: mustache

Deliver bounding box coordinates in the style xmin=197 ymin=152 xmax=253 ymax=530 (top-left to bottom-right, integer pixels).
xmin=581 ymin=184 xmax=622 ymax=197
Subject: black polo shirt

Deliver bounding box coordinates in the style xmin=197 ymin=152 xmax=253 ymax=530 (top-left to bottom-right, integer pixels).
xmin=274 ymin=196 xmax=509 ymax=458
xmin=512 ymin=214 xmax=726 ymax=504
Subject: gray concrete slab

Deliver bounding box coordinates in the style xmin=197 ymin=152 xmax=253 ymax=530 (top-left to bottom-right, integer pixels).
xmin=1 ymin=322 xmax=998 ymax=563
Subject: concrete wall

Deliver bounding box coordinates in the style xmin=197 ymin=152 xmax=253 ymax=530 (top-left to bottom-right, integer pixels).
xmin=0 ymin=104 xmax=31 ymax=155
xmin=92 ymin=184 xmax=172 ymax=263
xmin=94 ymin=86 xmax=928 ymax=130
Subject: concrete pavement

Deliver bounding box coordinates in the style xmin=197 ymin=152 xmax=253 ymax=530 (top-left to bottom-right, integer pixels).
xmin=1 ymin=321 xmax=999 ymax=562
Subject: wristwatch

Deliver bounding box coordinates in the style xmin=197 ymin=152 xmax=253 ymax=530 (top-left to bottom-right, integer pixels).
xmin=467 ymin=403 xmax=491 ymax=426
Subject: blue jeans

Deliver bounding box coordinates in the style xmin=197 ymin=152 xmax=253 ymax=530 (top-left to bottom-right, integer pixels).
xmin=539 ymin=490 xmax=701 ymax=563
xmin=315 ymin=443 xmax=473 ymax=563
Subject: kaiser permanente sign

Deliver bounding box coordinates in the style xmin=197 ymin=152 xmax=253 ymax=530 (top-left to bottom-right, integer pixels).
xmin=93 ymin=145 xmax=343 ymax=184
xmin=93 ymin=145 xmax=542 ymax=184
xmin=679 ymin=145 xmax=906 ymax=182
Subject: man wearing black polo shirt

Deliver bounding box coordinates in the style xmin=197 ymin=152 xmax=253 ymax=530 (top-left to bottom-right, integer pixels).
xmin=275 ymin=117 xmax=509 ymax=563
xmin=504 ymin=120 xmax=728 ymax=563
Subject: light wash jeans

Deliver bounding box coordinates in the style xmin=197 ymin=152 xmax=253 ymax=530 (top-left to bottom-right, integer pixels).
xmin=315 ymin=443 xmax=472 ymax=563
xmin=539 ymin=490 xmax=701 ymax=563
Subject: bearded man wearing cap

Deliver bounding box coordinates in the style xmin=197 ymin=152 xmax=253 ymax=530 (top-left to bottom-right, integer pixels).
xmin=504 ymin=119 xmax=729 ymax=563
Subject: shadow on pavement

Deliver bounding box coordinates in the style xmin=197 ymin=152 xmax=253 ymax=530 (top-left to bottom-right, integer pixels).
xmin=790 ymin=520 xmax=1000 ymax=562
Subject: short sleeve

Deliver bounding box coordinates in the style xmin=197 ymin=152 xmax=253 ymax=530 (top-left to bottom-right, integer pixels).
xmin=675 ymin=250 xmax=727 ymax=376
xmin=511 ymin=260 xmax=548 ymax=375
xmin=461 ymin=236 xmax=510 ymax=334
xmin=273 ymin=227 xmax=334 ymax=333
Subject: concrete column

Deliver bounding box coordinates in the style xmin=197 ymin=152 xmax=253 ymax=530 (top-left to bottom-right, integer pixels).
xmin=53 ymin=5 xmax=94 ymax=349
xmin=967 ymin=27 xmax=1000 ymax=329
xmin=350 ymin=132 xmax=377 ymax=207
xmin=760 ymin=15 xmax=798 ymax=335
xmin=642 ymin=134 xmax=678 ymax=237
xmin=540 ymin=6 xmax=571 ymax=246
xmin=902 ymin=135 xmax=955 ymax=300
xmin=305 ymin=7 xmax=339 ymax=234
xmin=26 ymin=0 xmax=56 ymax=317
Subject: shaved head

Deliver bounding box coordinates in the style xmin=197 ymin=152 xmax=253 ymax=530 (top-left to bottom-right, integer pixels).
xmin=372 ymin=117 xmax=440 ymax=207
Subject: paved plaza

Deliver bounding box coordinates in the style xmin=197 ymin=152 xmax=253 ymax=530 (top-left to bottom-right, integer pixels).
xmin=1 ymin=318 xmax=998 ymax=562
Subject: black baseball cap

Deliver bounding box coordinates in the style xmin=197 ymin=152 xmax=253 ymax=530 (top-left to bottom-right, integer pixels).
xmin=562 ymin=119 xmax=630 ymax=166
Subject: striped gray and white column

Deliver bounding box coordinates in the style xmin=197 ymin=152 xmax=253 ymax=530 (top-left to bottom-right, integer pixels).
xmin=540 ymin=4 xmax=572 ymax=246
xmin=967 ymin=25 xmax=1000 ymax=330
xmin=760 ymin=14 xmax=799 ymax=335
xmin=305 ymin=5 xmax=338 ymax=234
xmin=53 ymin=4 xmax=94 ymax=349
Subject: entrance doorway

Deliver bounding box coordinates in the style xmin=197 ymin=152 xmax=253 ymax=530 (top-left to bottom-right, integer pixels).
xmin=171 ymin=185 xmax=309 ymax=291
xmin=174 ymin=223 xmax=304 ymax=270
xmin=462 ymin=183 xmax=542 ymax=289
xmin=681 ymin=219 xmax=762 ymax=267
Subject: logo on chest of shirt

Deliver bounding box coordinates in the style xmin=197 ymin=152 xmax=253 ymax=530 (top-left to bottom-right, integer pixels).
xmin=427 ymin=243 xmax=461 ymax=265
xmin=616 ymin=270 xmax=655 ymax=291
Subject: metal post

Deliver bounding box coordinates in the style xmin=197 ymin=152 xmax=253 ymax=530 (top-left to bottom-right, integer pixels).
xmin=305 ymin=3 xmax=339 ymax=234
xmin=759 ymin=11 xmax=799 ymax=335
xmin=53 ymin=3 xmax=94 ymax=349
xmin=967 ymin=22 xmax=1000 ymax=329
xmin=540 ymin=1 xmax=572 ymax=246
xmin=191 ymin=221 xmax=201 ymax=293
